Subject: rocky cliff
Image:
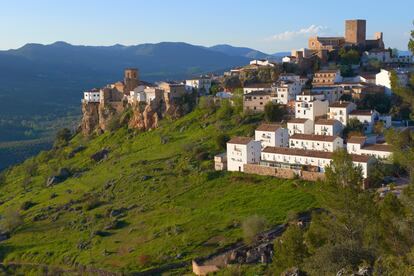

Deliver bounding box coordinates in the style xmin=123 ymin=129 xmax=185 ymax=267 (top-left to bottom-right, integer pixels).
xmin=81 ymin=95 xmax=189 ymax=135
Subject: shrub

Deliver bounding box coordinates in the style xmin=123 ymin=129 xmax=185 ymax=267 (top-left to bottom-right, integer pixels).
xmin=0 ymin=208 xmax=23 ymax=233
xmin=215 ymin=134 xmax=230 ymax=150
xmin=20 ymin=201 xmax=35 ymax=211
xmin=264 ymin=102 xmax=287 ymax=122
xmin=242 ymin=215 xmax=266 ymax=245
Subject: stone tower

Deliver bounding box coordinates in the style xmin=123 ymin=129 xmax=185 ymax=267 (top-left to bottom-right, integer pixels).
xmin=124 ymin=68 xmax=139 ymax=95
xmin=345 ymin=19 xmax=366 ymax=45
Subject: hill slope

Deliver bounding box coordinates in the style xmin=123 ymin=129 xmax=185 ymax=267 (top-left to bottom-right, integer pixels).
xmin=209 ymin=44 xmax=271 ymax=59
xmin=0 ymin=107 xmax=317 ymax=274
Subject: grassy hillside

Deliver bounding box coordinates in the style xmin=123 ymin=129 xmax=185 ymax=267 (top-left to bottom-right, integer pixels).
xmin=0 ymin=107 xmax=318 ymax=274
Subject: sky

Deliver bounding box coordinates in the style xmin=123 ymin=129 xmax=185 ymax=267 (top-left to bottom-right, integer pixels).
xmin=0 ymin=0 xmax=413 ymax=53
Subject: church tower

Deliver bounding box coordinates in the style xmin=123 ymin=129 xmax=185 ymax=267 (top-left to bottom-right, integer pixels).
xmin=124 ymin=68 xmax=139 ymax=94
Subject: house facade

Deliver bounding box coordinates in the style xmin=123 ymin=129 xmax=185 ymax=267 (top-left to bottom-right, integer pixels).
xmin=275 ymin=80 xmax=302 ymax=105
xmin=227 ymin=137 xmax=261 ymax=172
xmin=83 ymin=89 xmax=101 ymax=103
xmin=312 ymin=69 xmax=343 ymax=86
xmin=314 ymin=119 xmax=343 ymax=136
xmin=289 ymin=134 xmax=344 ymax=152
xmin=243 ymin=90 xmax=275 ymax=113
xmin=287 ymin=118 xmax=314 ymax=136
xmin=328 ymin=101 xmax=357 ymax=126
xmin=255 ymin=123 xmax=289 ymax=149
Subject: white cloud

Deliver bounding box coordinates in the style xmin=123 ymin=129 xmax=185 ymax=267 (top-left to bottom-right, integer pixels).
xmin=267 ymin=25 xmax=328 ymax=41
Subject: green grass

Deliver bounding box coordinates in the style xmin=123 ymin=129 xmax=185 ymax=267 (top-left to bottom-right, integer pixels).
xmin=0 ymin=108 xmax=318 ymax=274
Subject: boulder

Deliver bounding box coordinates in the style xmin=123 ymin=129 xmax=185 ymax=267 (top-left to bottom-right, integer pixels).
xmin=68 ymin=145 xmax=86 ymax=158
xmin=91 ymin=149 xmax=110 ymax=162
xmin=46 ymin=168 xmax=72 ymax=187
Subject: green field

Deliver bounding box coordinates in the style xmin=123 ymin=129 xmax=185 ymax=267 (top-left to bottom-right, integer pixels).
xmin=0 ymin=108 xmax=318 ymax=274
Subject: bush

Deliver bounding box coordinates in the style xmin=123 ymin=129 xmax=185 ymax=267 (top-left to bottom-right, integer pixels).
xmin=215 ymin=134 xmax=230 ymax=150
xmin=20 ymin=201 xmax=35 ymax=211
xmin=242 ymin=215 xmax=266 ymax=244
xmin=0 ymin=208 xmax=23 ymax=233
xmin=264 ymin=102 xmax=287 ymax=122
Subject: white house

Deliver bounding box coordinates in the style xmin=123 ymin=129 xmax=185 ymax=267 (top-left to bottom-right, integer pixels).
xmin=362 ymin=49 xmax=391 ymax=63
xmin=287 ymin=118 xmax=314 ymax=136
xmin=311 ymin=86 xmax=344 ymax=103
xmin=250 ymin=59 xmax=276 ymax=67
xmin=255 ymin=123 xmax=289 ymax=149
xmin=375 ymin=69 xmax=393 ymax=95
xmin=328 ymin=101 xmax=357 ymax=126
xmin=185 ymin=76 xmax=212 ymax=95
xmin=314 ymin=119 xmax=343 ymax=136
xmin=260 ymin=147 xmax=373 ymax=178
xmin=83 ymin=88 xmax=101 ymax=103
xmin=289 ymin=134 xmax=343 ymax=152
xmin=349 ymin=109 xmax=379 ymax=133
xmin=275 ymin=80 xmax=302 ymax=104
xmin=279 ymin=73 xmax=300 ymax=83
xmin=243 ymin=83 xmax=274 ymax=94
xmin=226 ymin=137 xmax=261 ymax=172
xmin=129 ymin=86 xmax=163 ymax=104
xmin=346 ymin=136 xmax=393 ymax=159
xmin=295 ymin=94 xmax=329 ymax=121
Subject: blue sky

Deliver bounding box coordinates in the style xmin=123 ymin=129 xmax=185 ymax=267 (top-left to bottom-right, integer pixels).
xmin=0 ymin=0 xmax=413 ymax=53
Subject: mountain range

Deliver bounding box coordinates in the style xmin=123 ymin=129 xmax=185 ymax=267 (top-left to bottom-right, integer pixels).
xmin=0 ymin=41 xmax=286 ymax=117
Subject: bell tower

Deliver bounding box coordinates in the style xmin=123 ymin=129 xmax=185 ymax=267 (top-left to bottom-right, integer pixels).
xmin=124 ymin=68 xmax=139 ymax=94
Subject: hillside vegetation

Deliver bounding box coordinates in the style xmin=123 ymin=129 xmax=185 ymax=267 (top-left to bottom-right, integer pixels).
xmin=0 ymin=104 xmax=317 ymax=274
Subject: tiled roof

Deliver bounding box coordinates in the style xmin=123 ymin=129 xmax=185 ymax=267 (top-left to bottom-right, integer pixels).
xmin=287 ymin=118 xmax=309 ymax=124
xmin=347 ymin=136 xmax=367 ymax=145
xmin=350 ymin=110 xmax=375 ymax=116
xmin=244 ymin=83 xmax=274 ymax=89
xmin=315 ymin=119 xmax=340 ymax=126
xmin=256 ymin=123 xmax=281 ymax=132
xmin=228 ymin=136 xmax=253 ymax=145
xmin=262 ymin=147 xmax=372 ymax=163
xmin=329 ymin=101 xmax=353 ymax=108
xmin=290 ymin=134 xmax=339 ymax=142
xmin=362 ymin=144 xmax=393 ymax=152
xmin=244 ymin=90 xmax=273 ymax=96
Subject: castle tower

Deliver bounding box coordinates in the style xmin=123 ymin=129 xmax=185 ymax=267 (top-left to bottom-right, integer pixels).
xmin=374 ymin=32 xmax=385 ymax=48
xmin=124 ymin=68 xmax=139 ymax=95
xmin=345 ymin=19 xmax=366 ymax=45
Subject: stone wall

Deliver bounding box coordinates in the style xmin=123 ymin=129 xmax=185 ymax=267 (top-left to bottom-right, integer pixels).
xmin=244 ymin=164 xmax=325 ymax=181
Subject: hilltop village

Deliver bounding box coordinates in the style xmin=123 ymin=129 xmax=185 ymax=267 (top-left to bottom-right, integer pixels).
xmin=82 ymin=19 xmax=413 ymax=188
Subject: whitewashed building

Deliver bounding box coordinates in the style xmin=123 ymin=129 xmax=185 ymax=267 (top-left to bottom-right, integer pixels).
xmin=328 ymin=101 xmax=357 ymax=126
xmin=346 ymin=136 xmax=393 ymax=159
xmin=295 ymin=94 xmax=329 ymax=121
xmin=261 ymin=147 xmax=374 ymax=178
xmin=83 ymin=88 xmax=101 ymax=103
xmin=226 ymin=137 xmax=261 ymax=172
xmin=314 ymin=119 xmax=343 ymax=136
xmin=289 ymin=134 xmax=343 ymax=152
xmin=185 ymin=76 xmax=212 ymax=95
xmin=243 ymin=83 xmax=274 ymax=94
xmin=255 ymin=123 xmax=289 ymax=149
xmin=287 ymin=118 xmax=314 ymax=136
xmin=275 ymin=80 xmax=302 ymax=104
xmin=250 ymin=59 xmax=276 ymax=67
xmin=311 ymin=86 xmax=344 ymax=103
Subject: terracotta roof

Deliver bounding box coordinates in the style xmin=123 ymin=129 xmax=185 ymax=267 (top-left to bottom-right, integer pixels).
xmin=262 ymin=147 xmax=371 ymax=163
xmin=256 ymin=123 xmax=281 ymax=132
xmin=287 ymin=118 xmax=309 ymax=124
xmin=316 ymin=69 xmax=339 ymax=74
xmin=362 ymin=144 xmax=393 ymax=152
xmin=350 ymin=110 xmax=375 ymax=116
xmin=290 ymin=134 xmax=340 ymax=142
xmin=347 ymin=136 xmax=366 ymax=145
xmin=315 ymin=119 xmax=340 ymax=126
xmin=244 ymin=90 xmax=273 ymax=96
xmin=244 ymin=83 xmax=274 ymax=89
xmin=228 ymin=136 xmax=253 ymax=145
xmin=329 ymin=101 xmax=353 ymax=108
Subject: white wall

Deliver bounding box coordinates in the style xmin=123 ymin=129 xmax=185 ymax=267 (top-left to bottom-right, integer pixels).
xmin=289 ymin=136 xmax=343 ymax=152
xmin=287 ymin=120 xmax=314 ymax=135
xmin=227 ymin=141 xmax=261 ymax=172
xmin=255 ymin=129 xmax=289 ymax=148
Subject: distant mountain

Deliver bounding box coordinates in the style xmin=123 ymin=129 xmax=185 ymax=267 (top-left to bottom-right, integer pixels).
xmin=272 ymin=51 xmax=291 ymax=57
xmin=0 ymin=41 xmax=250 ymax=117
xmin=209 ymin=44 xmax=272 ymax=60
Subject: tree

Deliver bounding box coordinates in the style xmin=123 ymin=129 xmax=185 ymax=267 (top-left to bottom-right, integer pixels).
xmin=409 ymin=21 xmax=414 ymax=55
xmin=303 ymin=151 xmax=378 ymax=274
xmin=242 ymin=215 xmax=266 ymax=245
xmin=55 ymin=128 xmax=71 ymax=145
xmin=343 ymin=118 xmax=364 ymax=138
xmin=271 ymin=224 xmax=309 ymax=274
xmin=209 ymin=84 xmax=221 ymax=95
xmin=264 ymin=102 xmax=286 ymax=122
